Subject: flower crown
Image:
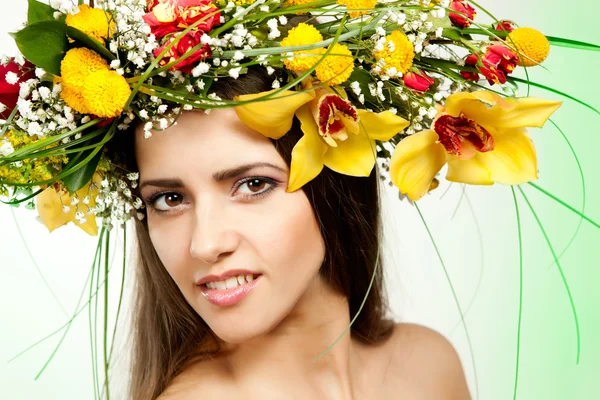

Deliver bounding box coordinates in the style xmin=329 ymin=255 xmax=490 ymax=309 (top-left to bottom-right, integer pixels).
xmin=0 ymin=0 xmax=568 ymax=235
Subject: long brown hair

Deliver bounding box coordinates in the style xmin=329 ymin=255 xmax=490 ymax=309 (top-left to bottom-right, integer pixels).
xmin=116 ymin=68 xmax=395 ymax=399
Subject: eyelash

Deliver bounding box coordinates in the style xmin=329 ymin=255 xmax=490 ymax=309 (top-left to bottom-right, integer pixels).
xmin=145 ymin=176 xmax=279 ymax=215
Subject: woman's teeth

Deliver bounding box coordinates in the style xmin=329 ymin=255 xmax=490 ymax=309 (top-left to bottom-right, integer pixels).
xmin=205 ymin=274 xmax=256 ymax=290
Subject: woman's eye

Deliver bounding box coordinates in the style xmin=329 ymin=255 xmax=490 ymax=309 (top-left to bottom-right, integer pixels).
xmin=235 ymin=177 xmax=276 ymax=198
xmin=152 ymin=192 xmax=184 ymax=211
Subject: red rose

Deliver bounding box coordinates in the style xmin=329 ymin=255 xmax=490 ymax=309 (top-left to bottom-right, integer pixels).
xmin=0 ymin=58 xmax=35 ymax=119
xmin=154 ymin=30 xmax=212 ymax=74
xmin=402 ymin=71 xmax=435 ymax=92
xmin=449 ymin=0 xmax=477 ymax=28
xmin=143 ymin=0 xmax=221 ymax=39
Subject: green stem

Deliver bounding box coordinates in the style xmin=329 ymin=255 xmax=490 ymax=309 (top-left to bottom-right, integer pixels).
xmin=517 ymin=186 xmax=581 ymax=364
xmin=510 ymin=187 xmax=523 ymax=400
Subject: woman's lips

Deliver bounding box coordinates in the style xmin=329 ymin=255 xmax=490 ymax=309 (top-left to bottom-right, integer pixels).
xmin=199 ymin=275 xmax=261 ymax=306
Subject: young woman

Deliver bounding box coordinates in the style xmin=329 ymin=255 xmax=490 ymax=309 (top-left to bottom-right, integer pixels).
xmin=116 ymin=69 xmax=472 ymax=399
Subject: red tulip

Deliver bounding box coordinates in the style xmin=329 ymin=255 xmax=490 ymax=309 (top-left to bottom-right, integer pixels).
xmin=403 ymin=71 xmax=435 ymax=92
xmin=0 ymin=58 xmax=35 ymax=119
xmin=494 ymin=20 xmax=516 ymax=34
xmin=460 ymin=45 xmax=517 ymax=85
xmin=449 ymin=0 xmax=477 ymax=28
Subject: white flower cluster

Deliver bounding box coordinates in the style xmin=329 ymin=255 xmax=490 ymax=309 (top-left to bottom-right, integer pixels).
xmin=97 ymin=0 xmax=158 ymax=75
xmin=92 ymin=171 xmax=146 ymax=229
xmin=11 ymin=80 xmax=84 ymax=140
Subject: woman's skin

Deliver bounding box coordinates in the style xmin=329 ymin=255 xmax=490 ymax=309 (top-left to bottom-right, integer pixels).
xmin=135 ymin=108 xmax=471 ymax=399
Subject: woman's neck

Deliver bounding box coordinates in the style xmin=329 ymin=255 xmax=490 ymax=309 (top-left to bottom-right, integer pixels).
xmin=218 ymin=274 xmax=364 ymax=399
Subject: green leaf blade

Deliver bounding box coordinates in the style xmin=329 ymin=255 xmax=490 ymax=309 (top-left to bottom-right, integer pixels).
xmin=13 ymin=20 xmax=68 ymax=76
xmin=27 ymin=0 xmax=58 ymax=24
xmin=65 ymin=26 xmax=117 ymax=61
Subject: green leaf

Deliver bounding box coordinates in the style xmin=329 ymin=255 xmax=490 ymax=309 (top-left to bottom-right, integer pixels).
xmin=62 ymin=148 xmax=103 ymax=193
xmin=61 ymin=126 xmax=110 ymax=193
xmin=27 ymin=0 xmax=57 ymax=24
xmin=547 ymin=36 xmax=600 ymax=52
xmin=13 ymin=20 xmax=68 ymax=76
xmin=65 ymin=26 xmax=117 ymax=61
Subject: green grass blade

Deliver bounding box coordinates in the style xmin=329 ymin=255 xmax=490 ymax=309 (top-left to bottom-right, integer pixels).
xmin=32 ymin=228 xmax=105 ymax=379
xmin=414 ymin=204 xmax=479 ymax=400
xmin=527 ymin=183 xmax=600 ymax=230
xmin=103 ymin=229 xmax=111 ymax=400
xmin=507 ymin=77 xmax=600 ymax=116
xmin=517 ymin=186 xmax=581 ymax=364
xmin=546 ymin=36 xmax=600 ymax=51
xmin=449 ymin=190 xmax=486 ymax=336
xmin=510 ymin=187 xmax=524 ymax=400
xmin=545 ymin=119 xmax=586 ymax=267
xmin=10 ymin=208 xmax=68 ymax=317
xmin=108 ymin=227 xmax=127 ymax=363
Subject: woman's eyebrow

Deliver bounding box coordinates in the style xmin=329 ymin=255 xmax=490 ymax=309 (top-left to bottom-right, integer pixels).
xmin=212 ymin=162 xmax=287 ymax=182
xmin=139 ymin=162 xmax=286 ymax=190
xmin=139 ymin=178 xmax=185 ymax=191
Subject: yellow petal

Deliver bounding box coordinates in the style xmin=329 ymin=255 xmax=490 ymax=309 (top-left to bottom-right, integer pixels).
xmin=36 ymin=187 xmax=72 ymax=233
xmin=491 ymin=97 xmax=562 ymax=129
xmin=234 ymin=89 xmax=315 ymax=139
xmin=478 ymin=128 xmax=538 ymax=184
xmin=389 ymin=129 xmax=447 ymax=201
xmin=323 ymin=130 xmax=376 ymax=177
xmin=357 ymin=109 xmax=410 ymax=141
xmin=287 ymin=105 xmax=327 ymax=192
xmin=446 ymin=154 xmax=493 ymax=185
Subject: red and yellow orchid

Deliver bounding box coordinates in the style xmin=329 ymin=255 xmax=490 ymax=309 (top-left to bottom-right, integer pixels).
xmin=36 ymin=174 xmax=102 ymax=235
xmin=389 ymin=90 xmax=562 ymax=201
xmin=234 ymin=83 xmax=409 ymax=192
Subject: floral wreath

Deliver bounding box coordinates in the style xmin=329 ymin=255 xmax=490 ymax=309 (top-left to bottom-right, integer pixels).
xmin=0 ymin=0 xmax=585 ymax=238
xmin=3 ymin=1 xmax=600 ymax=395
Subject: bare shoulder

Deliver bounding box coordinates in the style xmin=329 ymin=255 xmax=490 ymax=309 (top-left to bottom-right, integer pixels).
xmin=156 ymin=358 xmax=232 ymax=400
xmin=378 ymin=323 xmax=472 ymax=399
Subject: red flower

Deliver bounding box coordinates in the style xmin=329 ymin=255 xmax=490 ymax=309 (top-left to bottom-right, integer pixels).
xmin=494 ymin=20 xmax=516 ymax=34
xmin=403 ymin=71 xmax=435 ymax=92
xmin=460 ymin=44 xmax=517 ymax=85
xmin=0 ymin=58 xmax=35 ymax=119
xmin=143 ymin=0 xmax=221 ymax=39
xmin=154 ymin=30 xmax=212 ymax=74
xmin=449 ymin=0 xmax=477 ymax=28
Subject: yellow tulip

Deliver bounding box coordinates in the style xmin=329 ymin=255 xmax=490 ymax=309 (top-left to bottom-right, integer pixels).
xmin=389 ymin=90 xmax=562 ymax=201
xmin=36 ymin=174 xmax=102 ymax=236
xmin=235 ymin=85 xmax=409 ymax=192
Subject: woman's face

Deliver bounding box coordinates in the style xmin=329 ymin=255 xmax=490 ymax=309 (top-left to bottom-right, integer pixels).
xmin=135 ymin=108 xmax=326 ymax=343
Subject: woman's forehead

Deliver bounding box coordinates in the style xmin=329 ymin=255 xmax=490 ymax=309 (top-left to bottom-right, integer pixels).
xmin=134 ymin=108 xmax=286 ymax=181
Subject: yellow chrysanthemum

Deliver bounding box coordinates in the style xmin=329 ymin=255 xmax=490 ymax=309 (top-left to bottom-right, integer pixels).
xmin=60 ymin=81 xmax=92 ymax=114
xmin=232 ymin=0 xmax=258 ymax=4
xmin=61 ymin=48 xmax=109 ymax=91
xmin=60 ymin=48 xmax=109 ymax=114
xmin=315 ymin=44 xmax=355 ymax=86
xmin=82 ymin=70 xmax=131 ymax=118
xmin=280 ymin=23 xmax=326 ymax=73
xmin=373 ymin=30 xmax=414 ymax=76
xmin=337 ymin=0 xmax=378 ymax=18
xmin=506 ymin=27 xmax=550 ymax=67
xmin=66 ymin=4 xmax=116 ymax=42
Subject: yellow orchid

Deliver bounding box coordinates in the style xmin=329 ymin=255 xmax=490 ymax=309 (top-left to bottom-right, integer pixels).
xmin=389 ymin=90 xmax=562 ymax=201
xmin=36 ymin=174 xmax=102 ymax=236
xmin=235 ymin=84 xmax=410 ymax=192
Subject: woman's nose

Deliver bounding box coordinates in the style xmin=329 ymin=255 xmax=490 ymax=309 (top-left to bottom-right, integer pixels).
xmin=189 ymin=198 xmax=239 ymax=264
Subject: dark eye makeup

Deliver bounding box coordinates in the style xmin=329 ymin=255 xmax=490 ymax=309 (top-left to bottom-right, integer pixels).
xmin=143 ymin=176 xmax=280 ymax=215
